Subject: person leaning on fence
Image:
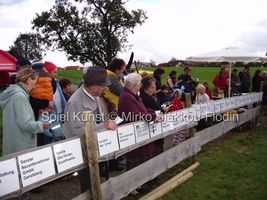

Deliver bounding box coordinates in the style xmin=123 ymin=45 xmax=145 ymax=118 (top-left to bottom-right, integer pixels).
xmin=118 ymin=73 xmax=162 ymax=168
xmin=62 ymin=66 xmax=116 ymax=193
xmin=252 ymin=69 xmax=264 ymax=92
xmin=140 ymin=76 xmax=168 ymax=155
xmin=169 ymin=89 xmax=188 ymax=145
xmin=0 ymin=68 xmax=50 ymax=156
xmin=239 ymin=66 xmax=251 ymax=93
xmin=231 ymin=69 xmax=241 ymax=95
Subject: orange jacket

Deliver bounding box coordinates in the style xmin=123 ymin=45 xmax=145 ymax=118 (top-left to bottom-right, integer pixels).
xmin=31 ymin=77 xmax=53 ymax=100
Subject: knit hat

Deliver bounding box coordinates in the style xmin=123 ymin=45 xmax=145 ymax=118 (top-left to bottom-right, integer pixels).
xmin=16 ymin=58 xmax=31 ymax=70
xmin=31 ymin=61 xmax=44 ymax=70
xmin=44 ymin=61 xmax=57 ymax=73
xmin=83 ymin=66 xmax=110 ymax=86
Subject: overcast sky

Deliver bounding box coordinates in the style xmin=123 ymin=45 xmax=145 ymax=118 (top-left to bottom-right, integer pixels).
xmin=1 ymin=0 xmax=267 ymax=67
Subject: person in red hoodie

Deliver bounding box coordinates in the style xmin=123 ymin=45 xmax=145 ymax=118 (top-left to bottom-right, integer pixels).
xmin=168 ymin=89 xmax=188 ymax=145
xmin=212 ymin=67 xmax=229 ymax=97
xmin=203 ymin=81 xmax=212 ymax=98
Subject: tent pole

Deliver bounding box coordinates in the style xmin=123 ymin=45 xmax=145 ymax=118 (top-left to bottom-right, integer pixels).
xmin=228 ymin=62 xmax=232 ymax=97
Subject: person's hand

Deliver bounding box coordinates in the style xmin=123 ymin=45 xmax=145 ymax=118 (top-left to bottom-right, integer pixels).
xmin=155 ymin=114 xmax=164 ymax=122
xmin=104 ymin=120 xmax=117 ymax=130
xmin=43 ymin=121 xmax=50 ymax=129
xmin=162 ymin=106 xmax=169 ymax=112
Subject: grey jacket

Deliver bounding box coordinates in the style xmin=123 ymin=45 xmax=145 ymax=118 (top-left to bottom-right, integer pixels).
xmin=62 ymin=86 xmax=105 ymax=139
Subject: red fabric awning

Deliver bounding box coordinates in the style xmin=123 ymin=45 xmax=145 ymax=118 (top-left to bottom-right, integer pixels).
xmin=0 ymin=49 xmax=17 ymax=71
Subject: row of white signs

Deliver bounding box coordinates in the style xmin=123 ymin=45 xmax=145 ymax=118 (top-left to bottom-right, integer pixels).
xmin=96 ymin=93 xmax=263 ymax=156
xmin=0 ymin=92 xmax=262 ymax=197
xmin=0 ymin=138 xmax=83 ymax=197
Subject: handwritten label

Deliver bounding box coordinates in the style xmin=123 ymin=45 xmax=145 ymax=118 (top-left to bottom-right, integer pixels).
xmin=18 ymin=147 xmax=55 ymax=187
xmin=149 ymin=122 xmax=163 ymax=137
xmin=134 ymin=121 xmax=150 ymax=143
xmin=53 ymin=138 xmax=83 ymax=173
xmin=117 ymin=124 xmax=136 ymax=149
xmin=0 ymin=158 xmax=20 ymax=197
xmin=97 ymin=130 xmax=119 ymax=156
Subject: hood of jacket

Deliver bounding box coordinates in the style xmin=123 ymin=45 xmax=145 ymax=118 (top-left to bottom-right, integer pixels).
xmin=0 ymin=84 xmax=28 ymax=108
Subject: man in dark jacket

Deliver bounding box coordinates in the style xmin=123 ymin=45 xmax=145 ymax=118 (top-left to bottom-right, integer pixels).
xmin=239 ymin=66 xmax=251 ymax=93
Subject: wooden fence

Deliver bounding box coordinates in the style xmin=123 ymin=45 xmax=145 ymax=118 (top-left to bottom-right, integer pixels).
xmin=0 ymin=92 xmax=263 ymax=200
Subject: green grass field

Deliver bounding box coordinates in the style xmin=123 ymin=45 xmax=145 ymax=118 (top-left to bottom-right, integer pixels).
xmin=124 ymin=125 xmax=267 ymax=200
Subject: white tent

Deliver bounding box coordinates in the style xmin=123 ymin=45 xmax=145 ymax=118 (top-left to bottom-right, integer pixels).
xmin=187 ymin=47 xmax=266 ymax=97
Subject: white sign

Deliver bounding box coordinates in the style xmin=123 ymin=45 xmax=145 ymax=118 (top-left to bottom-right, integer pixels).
xmin=170 ymin=111 xmax=181 ymax=129
xmin=207 ymin=101 xmax=215 ymax=115
xmin=18 ymin=147 xmax=55 ymax=187
xmin=97 ymin=130 xmax=119 ymax=156
xmin=134 ymin=121 xmax=150 ymax=143
xmin=0 ymin=158 xmax=20 ymax=197
xmin=53 ymin=138 xmax=83 ymax=173
xmin=214 ymin=101 xmax=221 ymax=113
xmin=117 ymin=124 xmax=136 ymax=149
xmin=161 ymin=120 xmax=173 ymax=133
xmin=200 ymin=103 xmax=208 ymax=118
xmin=179 ymin=109 xmax=189 ymax=126
xmin=149 ymin=122 xmax=163 ymax=137
xmin=219 ymin=99 xmax=226 ymax=112
xmin=187 ymin=107 xmax=197 ymax=122
xmin=224 ymin=98 xmax=232 ymax=110
xmin=230 ymin=98 xmax=236 ymax=109
xmin=192 ymin=104 xmax=201 ymax=120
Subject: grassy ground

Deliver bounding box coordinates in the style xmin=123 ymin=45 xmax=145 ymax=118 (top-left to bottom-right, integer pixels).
xmin=123 ymin=122 xmax=267 ymax=200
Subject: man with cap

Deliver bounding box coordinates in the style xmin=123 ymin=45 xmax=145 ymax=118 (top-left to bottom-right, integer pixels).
xmin=9 ymin=58 xmax=32 ymax=84
xmin=62 ymin=66 xmax=116 ymax=193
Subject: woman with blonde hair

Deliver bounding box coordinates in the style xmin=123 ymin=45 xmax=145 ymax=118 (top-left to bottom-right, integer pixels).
xmin=0 ymin=68 xmax=50 ymax=156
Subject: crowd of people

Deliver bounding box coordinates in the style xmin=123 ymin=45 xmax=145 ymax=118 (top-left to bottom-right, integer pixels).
xmin=0 ymin=58 xmax=267 ymax=196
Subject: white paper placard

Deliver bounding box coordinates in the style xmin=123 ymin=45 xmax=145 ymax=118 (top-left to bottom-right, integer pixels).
xmin=192 ymin=104 xmax=201 ymax=120
xmin=224 ymin=98 xmax=232 ymax=110
xmin=234 ymin=96 xmax=240 ymax=107
xmin=117 ymin=124 xmax=136 ymax=149
xmin=97 ymin=130 xmax=119 ymax=156
xmin=214 ymin=101 xmax=221 ymax=113
xmin=0 ymin=158 xmax=20 ymax=197
xmin=53 ymin=138 xmax=83 ymax=173
xmin=207 ymin=101 xmax=215 ymax=115
xmin=134 ymin=121 xmax=150 ymax=143
xmin=187 ymin=107 xmax=197 ymax=122
xmin=149 ymin=122 xmax=163 ymax=137
xmin=18 ymin=147 xmax=55 ymax=187
xmin=171 ymin=111 xmax=181 ymax=128
xmin=180 ymin=109 xmax=189 ymax=126
xmin=161 ymin=113 xmax=173 ymax=133
xmin=200 ymin=103 xmax=208 ymax=118
xmin=219 ymin=99 xmax=226 ymax=112
xmin=230 ymin=98 xmax=236 ymax=109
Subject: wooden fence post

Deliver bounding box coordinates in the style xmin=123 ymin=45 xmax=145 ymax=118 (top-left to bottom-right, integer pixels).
xmin=83 ymin=111 xmax=103 ymax=200
xmin=185 ymin=93 xmax=196 ymax=163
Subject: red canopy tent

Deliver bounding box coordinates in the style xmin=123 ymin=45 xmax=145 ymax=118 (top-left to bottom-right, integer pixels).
xmin=0 ymin=49 xmax=17 ymax=88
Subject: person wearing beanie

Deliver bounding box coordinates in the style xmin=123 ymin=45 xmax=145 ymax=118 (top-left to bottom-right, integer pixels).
xmin=45 ymin=61 xmax=66 ymax=123
xmin=9 ymin=58 xmax=32 ymax=85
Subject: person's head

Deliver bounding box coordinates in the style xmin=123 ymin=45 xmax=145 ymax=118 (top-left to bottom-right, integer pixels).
xmin=124 ymin=73 xmax=142 ymax=95
xmin=83 ymin=66 xmax=109 ymax=97
xmin=141 ymin=76 xmax=156 ymax=96
xmin=16 ymin=58 xmax=31 ymax=71
xmin=16 ymin=68 xmax=39 ymax=92
xmin=44 ymin=61 xmax=58 ymax=79
xmin=232 ymin=69 xmax=238 ymax=76
xmin=108 ymin=58 xmax=126 ymax=77
xmin=172 ymin=89 xmax=182 ymax=99
xmin=31 ymin=61 xmax=44 ymax=70
xmin=59 ymin=78 xmax=72 ymax=94
xmin=260 ymin=71 xmax=267 ymax=79
xmin=254 ymin=69 xmax=261 ymax=77
xmin=153 ymin=67 xmax=165 ymax=79
xmin=244 ymin=65 xmax=250 ymax=72
xmin=221 ymin=62 xmax=229 ymax=70
xmin=196 ymin=84 xmax=206 ymax=95
xmin=161 ymin=84 xmax=169 ymax=95
xmin=184 ymin=67 xmax=190 ymax=75
xmin=203 ymin=81 xmax=209 ymax=87
xmin=169 ymin=70 xmax=177 ymax=81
